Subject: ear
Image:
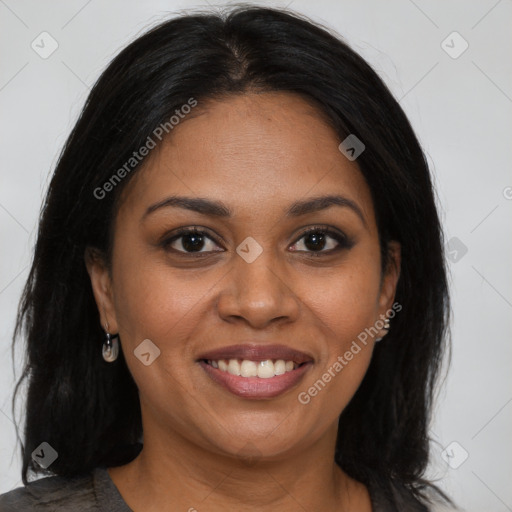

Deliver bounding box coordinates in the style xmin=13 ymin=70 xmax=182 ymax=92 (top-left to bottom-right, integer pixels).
xmin=84 ymin=247 xmax=119 ymax=333
xmin=376 ymin=241 xmax=401 ymax=336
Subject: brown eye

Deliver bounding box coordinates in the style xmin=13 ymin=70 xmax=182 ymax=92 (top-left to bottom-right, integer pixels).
xmin=289 ymin=227 xmax=353 ymax=256
xmin=161 ymin=228 xmax=223 ymax=255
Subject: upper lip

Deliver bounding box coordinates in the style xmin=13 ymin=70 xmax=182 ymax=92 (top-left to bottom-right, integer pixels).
xmin=197 ymin=343 xmax=314 ymax=364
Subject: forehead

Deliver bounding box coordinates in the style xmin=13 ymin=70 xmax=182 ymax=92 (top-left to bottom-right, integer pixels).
xmin=118 ymin=92 xmax=375 ymax=226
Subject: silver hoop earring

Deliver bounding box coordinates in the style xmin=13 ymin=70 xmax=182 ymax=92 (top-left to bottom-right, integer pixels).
xmin=375 ymin=317 xmax=391 ymax=342
xmin=102 ymin=332 xmax=119 ymax=362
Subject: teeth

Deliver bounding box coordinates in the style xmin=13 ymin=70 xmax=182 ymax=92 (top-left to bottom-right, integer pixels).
xmin=240 ymin=360 xmax=258 ymax=377
xmin=274 ymin=360 xmax=286 ymax=375
xmin=206 ymin=358 xmax=300 ymax=378
xmin=227 ymin=359 xmax=241 ymax=376
xmin=257 ymin=360 xmax=274 ymax=379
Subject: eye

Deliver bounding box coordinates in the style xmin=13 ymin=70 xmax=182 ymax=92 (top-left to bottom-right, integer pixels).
xmin=289 ymin=226 xmax=353 ymax=256
xmin=160 ymin=225 xmax=353 ymax=258
xmin=160 ymin=227 xmax=223 ymax=256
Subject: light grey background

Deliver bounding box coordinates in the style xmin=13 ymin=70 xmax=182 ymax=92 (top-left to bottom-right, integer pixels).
xmin=1 ymin=1 xmax=511 ymax=510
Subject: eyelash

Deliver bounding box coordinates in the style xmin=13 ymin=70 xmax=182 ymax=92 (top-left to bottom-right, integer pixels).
xmin=159 ymin=225 xmax=354 ymax=258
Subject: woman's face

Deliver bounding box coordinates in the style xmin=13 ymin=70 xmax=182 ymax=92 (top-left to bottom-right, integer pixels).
xmin=88 ymin=92 xmax=400 ymax=461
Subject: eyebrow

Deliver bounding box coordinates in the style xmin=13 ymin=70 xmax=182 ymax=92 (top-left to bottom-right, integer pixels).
xmin=142 ymin=194 xmax=367 ymax=227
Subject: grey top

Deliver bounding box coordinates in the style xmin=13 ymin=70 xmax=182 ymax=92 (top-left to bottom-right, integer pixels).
xmin=0 ymin=466 xmax=429 ymax=511
xmin=0 ymin=467 xmax=129 ymax=512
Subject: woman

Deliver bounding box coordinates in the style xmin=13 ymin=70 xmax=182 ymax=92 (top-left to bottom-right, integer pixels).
xmin=1 ymin=5 xmax=453 ymax=511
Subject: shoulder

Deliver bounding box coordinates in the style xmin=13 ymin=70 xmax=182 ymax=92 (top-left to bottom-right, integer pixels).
xmin=0 ymin=470 xmax=96 ymax=511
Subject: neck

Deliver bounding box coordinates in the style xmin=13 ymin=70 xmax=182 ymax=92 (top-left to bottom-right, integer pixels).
xmin=108 ymin=420 xmax=371 ymax=512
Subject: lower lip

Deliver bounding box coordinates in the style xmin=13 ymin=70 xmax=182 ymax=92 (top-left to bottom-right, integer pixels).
xmin=198 ymin=360 xmax=313 ymax=399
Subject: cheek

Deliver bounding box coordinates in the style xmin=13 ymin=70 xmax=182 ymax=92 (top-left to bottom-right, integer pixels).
xmin=309 ymin=256 xmax=382 ymax=346
xmin=110 ymin=223 xmax=213 ymax=337
xmin=113 ymin=261 xmax=209 ymax=346
xmin=296 ymin=255 xmax=381 ymax=412
xmin=110 ymin=249 xmax=211 ymax=417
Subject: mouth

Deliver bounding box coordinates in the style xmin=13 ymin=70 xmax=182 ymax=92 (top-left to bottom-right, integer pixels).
xmin=199 ymin=357 xmax=307 ymax=377
xmin=195 ymin=343 xmax=314 ymax=399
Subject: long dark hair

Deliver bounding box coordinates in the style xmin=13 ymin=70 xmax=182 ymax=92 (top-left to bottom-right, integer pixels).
xmin=12 ymin=4 xmax=452 ymax=508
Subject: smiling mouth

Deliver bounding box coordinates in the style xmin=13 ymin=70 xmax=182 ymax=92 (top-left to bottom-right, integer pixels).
xmin=198 ymin=358 xmax=313 ymax=399
xmin=200 ymin=358 xmax=307 ymax=378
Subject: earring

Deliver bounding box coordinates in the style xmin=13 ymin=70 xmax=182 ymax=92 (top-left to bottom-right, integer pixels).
xmin=375 ymin=316 xmax=391 ymax=342
xmin=102 ymin=330 xmax=120 ymax=362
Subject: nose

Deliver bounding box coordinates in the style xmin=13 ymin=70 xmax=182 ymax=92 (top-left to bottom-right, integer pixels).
xmin=216 ymin=247 xmax=301 ymax=329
